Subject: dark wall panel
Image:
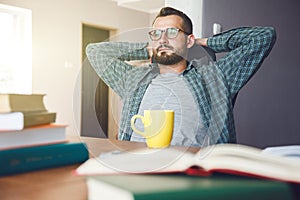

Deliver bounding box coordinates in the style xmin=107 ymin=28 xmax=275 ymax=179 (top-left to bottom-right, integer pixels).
xmin=202 ymin=0 xmax=300 ymax=148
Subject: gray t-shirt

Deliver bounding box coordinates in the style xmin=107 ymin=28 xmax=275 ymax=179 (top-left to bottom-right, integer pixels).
xmin=130 ymin=72 xmax=206 ymax=147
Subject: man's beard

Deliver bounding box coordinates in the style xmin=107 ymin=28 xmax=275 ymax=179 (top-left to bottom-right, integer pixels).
xmin=153 ymin=44 xmax=185 ymax=65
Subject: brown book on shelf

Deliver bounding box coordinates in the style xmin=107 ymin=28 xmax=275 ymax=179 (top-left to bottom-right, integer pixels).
xmin=0 ymin=111 xmax=56 ymax=130
xmin=0 ymin=94 xmax=47 ymax=113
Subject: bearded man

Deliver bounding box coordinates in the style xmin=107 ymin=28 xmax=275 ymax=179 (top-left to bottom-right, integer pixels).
xmin=86 ymin=7 xmax=276 ymax=147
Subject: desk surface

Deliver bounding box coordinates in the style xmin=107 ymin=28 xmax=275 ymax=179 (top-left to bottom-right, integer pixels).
xmin=0 ymin=137 xmax=149 ymax=200
xmin=1 ymin=137 xmax=298 ymax=200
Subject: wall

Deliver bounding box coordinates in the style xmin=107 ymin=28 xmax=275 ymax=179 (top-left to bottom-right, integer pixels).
xmin=165 ymin=0 xmax=203 ymax=37
xmin=202 ymin=0 xmax=300 ymax=148
xmin=0 ymin=0 xmax=150 ymax=135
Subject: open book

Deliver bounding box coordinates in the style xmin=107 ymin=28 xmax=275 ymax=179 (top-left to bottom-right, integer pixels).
xmin=75 ymin=143 xmax=300 ymax=184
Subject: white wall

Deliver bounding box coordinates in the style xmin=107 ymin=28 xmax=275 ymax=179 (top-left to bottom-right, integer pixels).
xmin=0 ymin=0 xmax=150 ymax=135
xmin=165 ymin=0 xmax=203 ymax=37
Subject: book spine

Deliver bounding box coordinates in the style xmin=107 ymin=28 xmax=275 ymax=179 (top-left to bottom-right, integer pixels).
xmin=24 ymin=112 xmax=56 ymax=127
xmin=0 ymin=143 xmax=89 ymax=176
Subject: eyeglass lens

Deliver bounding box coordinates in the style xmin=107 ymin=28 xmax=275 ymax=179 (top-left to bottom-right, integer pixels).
xmin=149 ymin=28 xmax=180 ymax=40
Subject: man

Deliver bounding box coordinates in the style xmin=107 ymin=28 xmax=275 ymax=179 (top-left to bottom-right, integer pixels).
xmin=86 ymin=7 xmax=276 ymax=147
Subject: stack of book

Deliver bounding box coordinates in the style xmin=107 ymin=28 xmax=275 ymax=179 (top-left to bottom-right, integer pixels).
xmin=0 ymin=93 xmax=56 ymax=130
xmin=0 ymin=93 xmax=64 ymax=149
xmin=0 ymin=93 xmax=89 ymax=176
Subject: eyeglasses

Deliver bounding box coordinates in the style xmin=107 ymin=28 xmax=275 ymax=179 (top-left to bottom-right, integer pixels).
xmin=148 ymin=27 xmax=189 ymax=41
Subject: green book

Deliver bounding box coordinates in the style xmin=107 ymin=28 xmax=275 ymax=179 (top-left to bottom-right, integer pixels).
xmin=0 ymin=142 xmax=89 ymax=176
xmin=87 ymin=174 xmax=293 ymax=200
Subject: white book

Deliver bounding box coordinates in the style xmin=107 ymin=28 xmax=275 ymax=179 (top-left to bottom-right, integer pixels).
xmin=0 ymin=112 xmax=24 ymax=130
xmin=0 ymin=111 xmax=56 ymax=130
xmin=0 ymin=124 xmax=67 ymax=150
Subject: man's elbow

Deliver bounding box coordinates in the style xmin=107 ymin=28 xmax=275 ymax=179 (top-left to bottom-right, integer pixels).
xmin=264 ymin=27 xmax=277 ymax=49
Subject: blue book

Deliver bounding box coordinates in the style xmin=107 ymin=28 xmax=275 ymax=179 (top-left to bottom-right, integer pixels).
xmin=0 ymin=142 xmax=89 ymax=176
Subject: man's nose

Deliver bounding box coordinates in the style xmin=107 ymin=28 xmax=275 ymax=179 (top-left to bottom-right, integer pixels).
xmin=159 ymin=31 xmax=169 ymax=44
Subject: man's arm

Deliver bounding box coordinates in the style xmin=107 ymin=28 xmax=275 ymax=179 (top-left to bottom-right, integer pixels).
xmin=86 ymin=42 xmax=150 ymax=98
xmin=196 ymin=27 xmax=276 ymax=97
xmin=194 ymin=38 xmax=208 ymax=47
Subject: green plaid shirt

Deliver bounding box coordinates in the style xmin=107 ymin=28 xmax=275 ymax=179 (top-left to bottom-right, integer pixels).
xmin=86 ymin=27 xmax=276 ymax=145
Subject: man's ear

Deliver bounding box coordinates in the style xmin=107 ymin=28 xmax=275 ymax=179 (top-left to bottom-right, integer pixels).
xmin=187 ymin=34 xmax=195 ymax=48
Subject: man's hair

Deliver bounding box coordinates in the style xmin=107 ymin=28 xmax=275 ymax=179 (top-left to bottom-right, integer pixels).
xmin=153 ymin=7 xmax=193 ymax=35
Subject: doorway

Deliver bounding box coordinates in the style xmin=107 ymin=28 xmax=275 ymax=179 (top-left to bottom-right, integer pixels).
xmin=81 ymin=24 xmax=110 ymax=138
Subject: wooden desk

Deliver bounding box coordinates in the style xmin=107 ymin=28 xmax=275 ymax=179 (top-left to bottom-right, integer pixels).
xmin=0 ymin=137 xmax=148 ymax=200
xmin=1 ymin=137 xmax=299 ymax=200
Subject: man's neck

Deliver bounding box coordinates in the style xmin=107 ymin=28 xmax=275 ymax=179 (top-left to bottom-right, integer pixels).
xmin=158 ymin=60 xmax=187 ymax=74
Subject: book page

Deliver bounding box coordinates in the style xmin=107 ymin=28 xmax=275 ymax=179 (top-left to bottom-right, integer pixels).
xmin=76 ymin=147 xmax=195 ymax=175
xmin=262 ymin=145 xmax=300 ymax=161
xmin=193 ymin=144 xmax=300 ymax=183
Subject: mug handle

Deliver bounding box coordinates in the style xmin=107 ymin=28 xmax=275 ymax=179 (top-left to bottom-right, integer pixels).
xmin=130 ymin=115 xmax=146 ymax=137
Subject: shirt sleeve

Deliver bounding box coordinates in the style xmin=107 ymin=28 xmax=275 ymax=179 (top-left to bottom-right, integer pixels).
xmin=85 ymin=42 xmax=149 ymax=98
xmin=207 ymin=26 xmax=276 ymax=97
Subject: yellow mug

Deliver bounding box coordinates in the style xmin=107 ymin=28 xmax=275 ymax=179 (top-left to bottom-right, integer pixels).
xmin=130 ymin=110 xmax=174 ymax=148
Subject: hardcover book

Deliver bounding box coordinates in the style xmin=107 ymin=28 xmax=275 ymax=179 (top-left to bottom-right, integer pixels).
xmin=86 ymin=174 xmax=293 ymax=200
xmin=0 ymin=93 xmax=47 ymax=113
xmin=0 ymin=142 xmax=89 ymax=176
xmin=0 ymin=124 xmax=66 ymax=150
xmin=0 ymin=111 xmax=56 ymax=130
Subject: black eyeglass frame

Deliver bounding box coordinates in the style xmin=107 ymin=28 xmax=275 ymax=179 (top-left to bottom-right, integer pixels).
xmin=148 ymin=27 xmax=190 ymax=41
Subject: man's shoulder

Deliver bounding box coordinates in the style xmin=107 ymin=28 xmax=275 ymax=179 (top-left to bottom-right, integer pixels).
xmin=190 ymin=59 xmax=216 ymax=73
xmin=187 ymin=59 xmax=227 ymax=83
xmin=124 ymin=63 xmax=158 ymax=81
xmin=129 ymin=62 xmax=158 ymax=71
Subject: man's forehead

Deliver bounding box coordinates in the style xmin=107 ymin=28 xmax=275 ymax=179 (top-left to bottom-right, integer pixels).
xmin=153 ymin=15 xmax=184 ymax=29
